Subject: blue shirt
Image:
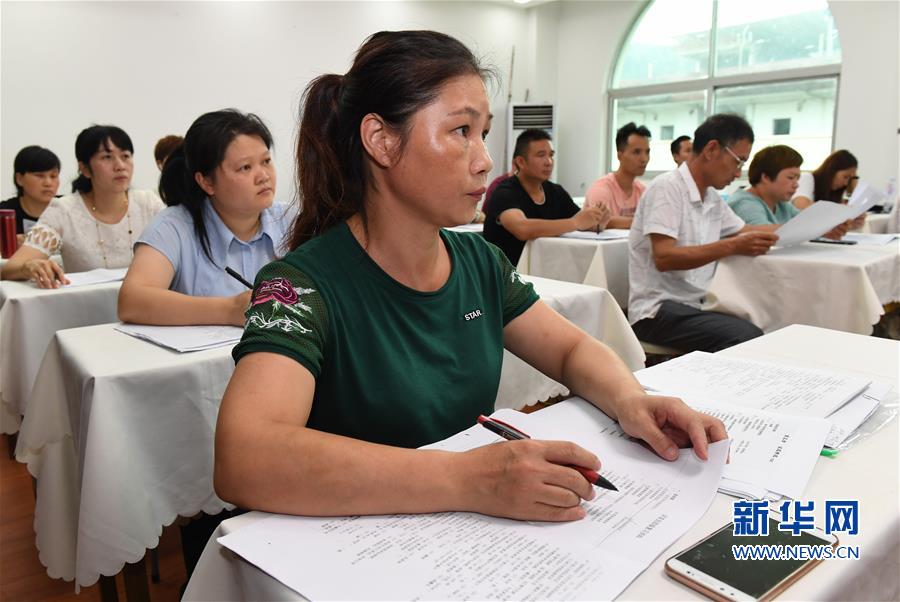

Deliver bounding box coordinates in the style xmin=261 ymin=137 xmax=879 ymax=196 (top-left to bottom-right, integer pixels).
xmin=136 ymin=199 xmax=292 ymax=297
xmin=728 ymin=188 xmax=799 ymax=225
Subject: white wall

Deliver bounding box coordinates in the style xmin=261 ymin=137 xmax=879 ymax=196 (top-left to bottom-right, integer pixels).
xmin=3 ymin=1 xmax=897 ymax=201
xmin=829 ymin=0 xmax=900 ymax=187
xmin=551 ymin=0 xmax=899 ymax=193
xmin=0 ymin=1 xmax=533 ymax=200
xmin=554 ymin=1 xmax=644 ymax=194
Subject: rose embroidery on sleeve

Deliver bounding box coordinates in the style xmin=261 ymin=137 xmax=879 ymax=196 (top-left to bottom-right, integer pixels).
xmin=252 ymin=277 xmax=299 ymax=306
xmin=246 ymin=277 xmax=316 ymax=333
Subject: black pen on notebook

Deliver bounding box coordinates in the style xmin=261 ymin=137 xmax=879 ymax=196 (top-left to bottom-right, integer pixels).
xmin=477 ymin=415 xmax=618 ymax=491
xmin=224 ymin=266 xmax=254 ymax=289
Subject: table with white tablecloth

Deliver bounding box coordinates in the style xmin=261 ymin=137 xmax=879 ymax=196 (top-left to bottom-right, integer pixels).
xmin=184 ymin=324 xmax=899 ymax=602
xmin=705 ymin=241 xmax=900 ymax=335
xmin=517 ymin=237 xmax=630 ymax=307
xmin=496 ymin=276 xmax=643 ymax=409
xmin=863 ymin=213 xmax=890 ymax=234
xmin=0 ymin=280 xmax=120 ymax=434
xmin=15 ymin=274 xmax=641 ymax=588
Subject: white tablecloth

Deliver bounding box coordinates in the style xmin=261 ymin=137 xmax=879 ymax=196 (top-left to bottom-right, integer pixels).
xmin=15 ymin=325 xmax=236 ymax=586
xmin=863 ymin=213 xmax=890 ymax=234
xmin=15 ymin=275 xmax=641 ymax=587
xmin=0 ymin=280 xmax=120 ymax=434
xmin=496 ymin=276 xmax=644 ymax=409
xmin=517 ymin=237 xmax=630 ymax=307
xmin=185 ymin=324 xmax=899 ymax=602
xmin=705 ymin=241 xmax=900 ymax=335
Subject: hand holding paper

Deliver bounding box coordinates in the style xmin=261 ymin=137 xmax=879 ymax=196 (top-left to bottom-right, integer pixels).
xmin=729 ymin=230 xmax=779 ymax=256
xmin=614 ymin=393 xmax=728 ymax=461
xmin=776 ymin=181 xmax=884 ymax=247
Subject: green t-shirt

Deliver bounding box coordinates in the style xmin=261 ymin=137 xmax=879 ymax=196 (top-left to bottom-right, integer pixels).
xmin=234 ymin=222 xmax=539 ymax=449
xmin=728 ymin=188 xmax=799 ymax=225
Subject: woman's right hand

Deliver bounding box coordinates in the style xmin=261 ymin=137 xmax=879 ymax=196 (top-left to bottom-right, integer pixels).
xmin=24 ymin=258 xmax=69 ymax=288
xmin=454 ymin=439 xmax=598 ymax=522
xmin=229 ymin=290 xmax=253 ymax=326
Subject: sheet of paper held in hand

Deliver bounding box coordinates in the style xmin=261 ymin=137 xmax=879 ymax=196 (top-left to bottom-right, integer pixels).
xmin=775 ymin=181 xmax=885 ymax=247
xmin=636 ymin=351 xmax=870 ymax=418
xmin=62 ymin=267 xmax=128 ymax=287
xmin=113 ymin=323 xmax=243 ymax=352
xmin=217 ymin=398 xmax=728 ymax=601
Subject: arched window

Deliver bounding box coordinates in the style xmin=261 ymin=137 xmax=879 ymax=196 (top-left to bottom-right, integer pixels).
xmin=609 ymin=0 xmax=842 ymax=175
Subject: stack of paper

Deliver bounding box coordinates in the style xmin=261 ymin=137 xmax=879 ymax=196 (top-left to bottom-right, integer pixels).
xmin=63 ymin=267 xmax=128 ymax=287
xmin=114 ymin=323 xmax=243 ymax=352
xmin=636 ymin=352 xmax=879 ymax=499
xmin=218 ymin=398 xmax=728 ymax=601
xmin=560 ymin=228 xmax=630 ymax=240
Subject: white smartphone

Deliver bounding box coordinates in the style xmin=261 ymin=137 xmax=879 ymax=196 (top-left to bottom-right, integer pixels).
xmin=665 ymin=518 xmax=838 ymax=601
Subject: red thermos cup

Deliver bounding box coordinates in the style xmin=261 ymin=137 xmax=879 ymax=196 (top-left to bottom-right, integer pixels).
xmin=1 ymin=209 xmax=18 ymax=258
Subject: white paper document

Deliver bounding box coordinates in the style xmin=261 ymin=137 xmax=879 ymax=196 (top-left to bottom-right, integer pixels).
xmin=219 ymin=399 xmax=728 ymax=601
xmin=636 ymin=351 xmax=870 ymax=418
xmin=846 ymin=181 xmax=885 ymax=216
xmin=63 ymin=267 xmax=128 ymax=287
xmin=822 ymin=380 xmax=890 ymax=449
xmin=114 ymin=323 xmax=242 ymax=352
xmin=536 ymin=396 xmax=825 ymax=500
xmin=560 ymin=228 xmax=631 ymax=240
xmin=775 ymin=201 xmax=854 ymax=247
xmin=685 ymin=401 xmax=829 ymax=499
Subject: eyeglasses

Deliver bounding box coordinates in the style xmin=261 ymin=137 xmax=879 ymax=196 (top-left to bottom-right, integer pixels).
xmin=724 ymin=145 xmax=747 ymax=170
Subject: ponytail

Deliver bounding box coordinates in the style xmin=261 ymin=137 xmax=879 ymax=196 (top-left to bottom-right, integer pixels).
xmin=291 ymin=74 xmax=366 ymax=249
xmin=159 ymin=145 xmax=214 ymax=262
xmin=72 ymin=174 xmax=92 ymax=193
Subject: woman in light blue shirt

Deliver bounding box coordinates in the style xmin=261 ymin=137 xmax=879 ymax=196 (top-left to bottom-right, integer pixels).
xmin=118 ymin=109 xmax=290 ymax=325
xmin=729 ymin=145 xmax=848 ymax=240
xmin=728 ymin=145 xmax=803 ymax=225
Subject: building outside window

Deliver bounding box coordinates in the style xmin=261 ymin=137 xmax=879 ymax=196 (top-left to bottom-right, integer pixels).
xmin=609 ymin=0 xmax=842 ymax=176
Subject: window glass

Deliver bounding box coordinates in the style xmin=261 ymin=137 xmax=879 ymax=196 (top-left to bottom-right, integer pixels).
xmin=612 ymin=90 xmax=707 ymax=172
xmin=613 ymin=1 xmax=713 ymax=88
xmin=713 ymin=78 xmax=838 ymax=169
xmin=610 ymin=0 xmax=842 ymax=174
xmin=715 ymin=0 xmax=841 ymax=77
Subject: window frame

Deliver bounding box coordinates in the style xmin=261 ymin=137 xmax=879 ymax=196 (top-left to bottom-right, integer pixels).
xmin=607 ymin=0 xmax=842 ymax=177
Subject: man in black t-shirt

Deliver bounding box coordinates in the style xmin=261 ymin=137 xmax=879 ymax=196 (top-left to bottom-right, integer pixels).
xmin=483 ymin=129 xmax=609 ymax=265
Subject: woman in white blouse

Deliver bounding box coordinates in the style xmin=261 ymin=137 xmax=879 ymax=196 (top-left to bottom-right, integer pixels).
xmin=1 ymin=125 xmax=164 ymax=287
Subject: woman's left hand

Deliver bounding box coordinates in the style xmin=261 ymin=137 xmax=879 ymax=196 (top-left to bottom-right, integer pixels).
xmin=614 ymin=394 xmax=728 ymax=461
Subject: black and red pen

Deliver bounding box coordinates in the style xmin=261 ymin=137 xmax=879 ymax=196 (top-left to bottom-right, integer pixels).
xmin=477 ymin=415 xmax=618 ymax=492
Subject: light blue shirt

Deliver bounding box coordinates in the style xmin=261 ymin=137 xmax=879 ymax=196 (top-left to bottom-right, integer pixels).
xmin=728 ymin=188 xmax=799 ymax=225
xmin=136 ymin=199 xmax=293 ymax=297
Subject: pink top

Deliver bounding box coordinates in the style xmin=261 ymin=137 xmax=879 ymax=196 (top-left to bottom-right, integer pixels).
xmin=584 ymin=172 xmax=646 ymax=217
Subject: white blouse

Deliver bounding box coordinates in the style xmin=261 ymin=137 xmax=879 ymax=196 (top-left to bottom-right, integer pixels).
xmin=791 ymin=172 xmax=816 ymax=201
xmin=24 ymin=190 xmax=164 ymax=272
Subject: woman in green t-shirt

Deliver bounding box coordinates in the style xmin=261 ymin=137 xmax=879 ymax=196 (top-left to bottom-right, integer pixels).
xmin=215 ymin=30 xmax=727 ymax=522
